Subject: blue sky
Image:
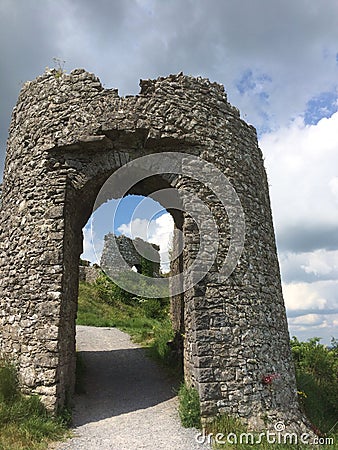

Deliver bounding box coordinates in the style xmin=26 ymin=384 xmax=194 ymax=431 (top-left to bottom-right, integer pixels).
xmin=1 ymin=0 xmax=338 ymax=344
xmin=83 ymin=196 xmax=172 ymax=270
xmin=304 ymin=90 xmax=338 ymax=125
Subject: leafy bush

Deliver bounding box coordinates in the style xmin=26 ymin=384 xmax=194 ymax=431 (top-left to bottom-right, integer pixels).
xmin=92 ymin=271 xmax=170 ymax=320
xmin=291 ymin=337 xmax=337 ymax=383
xmin=178 ymin=383 xmax=201 ymax=428
xmin=140 ymin=255 xmax=155 ymax=277
xmin=94 ymin=274 xmax=118 ymax=305
xmin=291 ymin=336 xmax=338 ymax=433
xmin=146 ymin=318 xmax=179 ymax=365
xmin=150 ymin=319 xmax=174 ymax=359
xmin=140 ymin=298 xmax=165 ymax=319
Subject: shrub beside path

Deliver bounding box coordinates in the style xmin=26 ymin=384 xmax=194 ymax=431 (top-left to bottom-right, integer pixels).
xmin=51 ymin=325 xmax=211 ymax=450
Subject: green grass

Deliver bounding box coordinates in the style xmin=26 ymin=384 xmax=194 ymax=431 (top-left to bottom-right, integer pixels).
xmin=77 ymin=281 xmax=164 ymax=341
xmin=178 ymin=383 xmax=201 ymax=428
xmin=291 ymin=336 xmax=338 ymax=437
xmin=77 ymin=280 xmax=181 ymax=374
xmin=0 ymin=359 xmax=68 ymax=450
xmin=296 ymin=371 xmax=337 ymax=435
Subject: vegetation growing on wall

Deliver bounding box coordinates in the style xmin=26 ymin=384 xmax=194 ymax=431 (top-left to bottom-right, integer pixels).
xmin=140 ymin=254 xmax=155 ymax=277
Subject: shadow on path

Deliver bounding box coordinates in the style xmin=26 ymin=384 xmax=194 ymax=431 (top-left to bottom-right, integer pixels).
xmin=52 ymin=327 xmax=210 ymax=450
xmin=72 ymin=346 xmax=178 ymax=426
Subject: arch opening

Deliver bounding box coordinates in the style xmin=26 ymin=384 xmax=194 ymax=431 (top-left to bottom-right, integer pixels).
xmin=60 ymin=169 xmax=186 ymax=409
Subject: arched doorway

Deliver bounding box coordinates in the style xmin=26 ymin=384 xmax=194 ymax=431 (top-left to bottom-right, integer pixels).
xmin=57 ymin=148 xmax=188 ymax=412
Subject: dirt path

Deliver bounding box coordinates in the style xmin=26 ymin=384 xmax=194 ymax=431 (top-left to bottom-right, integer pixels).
xmin=52 ymin=326 xmax=211 ymax=450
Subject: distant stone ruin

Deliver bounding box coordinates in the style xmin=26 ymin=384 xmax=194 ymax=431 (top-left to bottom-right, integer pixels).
xmin=100 ymin=234 xmax=160 ymax=277
xmin=78 ymin=260 xmax=100 ymax=283
xmin=0 ymin=68 xmax=310 ymax=433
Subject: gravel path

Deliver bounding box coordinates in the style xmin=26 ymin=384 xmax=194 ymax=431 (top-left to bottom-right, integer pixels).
xmin=52 ymin=326 xmax=211 ymax=450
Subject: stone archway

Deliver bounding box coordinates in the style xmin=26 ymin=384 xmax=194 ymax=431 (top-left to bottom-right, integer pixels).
xmin=0 ymin=69 xmax=308 ymax=431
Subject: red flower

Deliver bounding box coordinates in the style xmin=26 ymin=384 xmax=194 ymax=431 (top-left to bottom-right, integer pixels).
xmin=262 ymin=373 xmax=280 ymax=385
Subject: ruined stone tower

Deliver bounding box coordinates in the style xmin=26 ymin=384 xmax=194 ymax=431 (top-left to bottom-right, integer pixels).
xmin=101 ymin=234 xmax=160 ymax=277
xmin=0 ymin=69 xmax=308 ymax=431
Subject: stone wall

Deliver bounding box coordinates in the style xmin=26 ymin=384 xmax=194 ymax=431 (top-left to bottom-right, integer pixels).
xmin=0 ymin=68 xmax=309 ymax=432
xmin=101 ymin=234 xmax=160 ymax=277
xmin=78 ymin=265 xmax=101 ymax=283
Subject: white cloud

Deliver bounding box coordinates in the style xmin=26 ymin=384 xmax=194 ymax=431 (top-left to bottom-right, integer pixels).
xmin=118 ymin=218 xmax=149 ymax=241
xmin=280 ymin=249 xmax=338 ymax=283
xmin=290 ymin=313 xmax=326 ymax=327
xmin=283 ymin=282 xmax=328 ymax=312
xmin=117 ymin=213 xmax=174 ymax=272
xmin=260 ymin=110 xmax=338 ymax=342
xmin=288 ymin=313 xmax=338 ymax=343
xmin=260 ymin=112 xmax=338 ymax=241
xmin=81 ymin=223 xmax=103 ymax=265
xmin=329 ymin=176 xmax=338 ymax=201
xmin=300 ymin=249 xmax=338 ymax=276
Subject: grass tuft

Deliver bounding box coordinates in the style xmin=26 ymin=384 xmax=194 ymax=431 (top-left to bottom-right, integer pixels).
xmin=0 ymin=358 xmax=68 ymax=449
xmin=178 ymin=383 xmax=201 ymax=428
xmin=0 ymin=359 xmax=19 ymax=404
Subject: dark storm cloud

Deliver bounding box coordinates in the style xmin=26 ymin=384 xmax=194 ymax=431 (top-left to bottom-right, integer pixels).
xmin=287 ymin=308 xmax=338 ymax=318
xmin=280 ymin=263 xmax=333 ymax=284
xmin=1 ymin=0 xmax=338 ymax=178
xmin=276 ymin=225 xmax=338 ymax=253
xmin=0 ymin=0 xmax=133 ymax=177
xmin=0 ymin=1 xmax=62 ymax=176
